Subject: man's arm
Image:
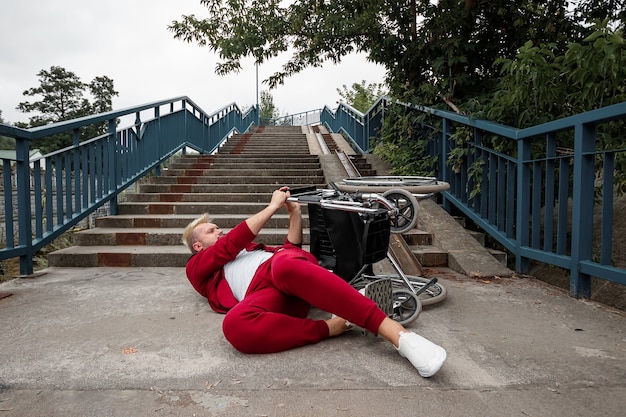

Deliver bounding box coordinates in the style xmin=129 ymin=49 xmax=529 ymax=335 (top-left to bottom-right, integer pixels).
xmin=286 ymin=200 xmax=302 ymax=245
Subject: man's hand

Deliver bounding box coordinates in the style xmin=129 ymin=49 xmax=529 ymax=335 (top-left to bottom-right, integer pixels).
xmin=246 ymin=187 xmax=293 ymax=236
xmin=268 ymin=187 xmax=290 ymax=211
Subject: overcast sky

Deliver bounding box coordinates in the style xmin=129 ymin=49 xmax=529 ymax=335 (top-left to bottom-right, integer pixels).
xmin=0 ymin=0 xmax=386 ymax=125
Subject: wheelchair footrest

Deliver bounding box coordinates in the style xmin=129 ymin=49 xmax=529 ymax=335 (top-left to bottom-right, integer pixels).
xmin=363 ymin=278 xmax=393 ymax=317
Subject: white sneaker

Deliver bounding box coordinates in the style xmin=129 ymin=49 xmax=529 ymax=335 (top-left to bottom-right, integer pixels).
xmin=397 ymin=331 xmax=447 ymax=377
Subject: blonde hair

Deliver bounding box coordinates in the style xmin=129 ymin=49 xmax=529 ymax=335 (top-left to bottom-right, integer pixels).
xmin=182 ymin=213 xmax=210 ymax=254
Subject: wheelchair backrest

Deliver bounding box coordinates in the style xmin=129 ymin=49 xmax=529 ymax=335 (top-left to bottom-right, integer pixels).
xmin=308 ymin=204 xmax=390 ymax=282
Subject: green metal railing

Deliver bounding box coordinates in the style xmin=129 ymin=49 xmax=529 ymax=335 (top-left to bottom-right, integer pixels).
xmin=322 ymin=98 xmax=626 ymax=298
xmin=0 ymin=97 xmax=256 ymax=275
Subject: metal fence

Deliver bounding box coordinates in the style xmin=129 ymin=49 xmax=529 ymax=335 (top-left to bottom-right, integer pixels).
xmin=265 ymin=109 xmax=322 ymax=127
xmin=0 ymin=97 xmax=257 ymax=275
xmin=322 ymin=98 xmax=626 ymax=298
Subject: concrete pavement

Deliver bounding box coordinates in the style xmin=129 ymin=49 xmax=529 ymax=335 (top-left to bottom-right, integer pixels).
xmin=1 ymin=265 xmax=624 ymax=417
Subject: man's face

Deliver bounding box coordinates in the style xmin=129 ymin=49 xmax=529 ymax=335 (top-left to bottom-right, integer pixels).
xmin=192 ymin=222 xmax=223 ymax=252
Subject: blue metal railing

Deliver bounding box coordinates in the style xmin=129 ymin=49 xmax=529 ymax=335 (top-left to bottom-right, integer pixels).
xmin=322 ymin=98 xmax=626 ymax=298
xmin=320 ymin=99 xmax=386 ymax=153
xmin=0 ymin=97 xmax=257 ymax=275
xmin=265 ymin=109 xmax=323 ymax=127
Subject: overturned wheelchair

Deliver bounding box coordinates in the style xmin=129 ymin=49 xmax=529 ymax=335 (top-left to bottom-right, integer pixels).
xmin=289 ymin=184 xmax=447 ymax=326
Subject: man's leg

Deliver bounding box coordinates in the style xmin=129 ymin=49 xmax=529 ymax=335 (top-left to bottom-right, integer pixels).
xmin=222 ymin=286 xmax=330 ymax=354
xmin=267 ymin=248 xmax=388 ymax=334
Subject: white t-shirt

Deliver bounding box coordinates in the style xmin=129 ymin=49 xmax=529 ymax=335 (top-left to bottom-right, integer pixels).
xmin=224 ymin=249 xmax=273 ymax=301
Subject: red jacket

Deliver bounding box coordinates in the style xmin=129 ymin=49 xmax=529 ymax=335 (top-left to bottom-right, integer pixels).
xmin=186 ymin=221 xmax=288 ymax=313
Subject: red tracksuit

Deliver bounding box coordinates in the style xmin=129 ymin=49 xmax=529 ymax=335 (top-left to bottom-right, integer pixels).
xmin=186 ymin=221 xmax=387 ymax=353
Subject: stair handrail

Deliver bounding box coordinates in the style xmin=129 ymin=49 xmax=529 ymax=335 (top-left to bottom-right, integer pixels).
xmin=0 ymin=97 xmax=257 ymax=275
xmin=320 ymin=96 xmax=626 ymax=298
xmin=320 ymin=97 xmax=388 ymax=153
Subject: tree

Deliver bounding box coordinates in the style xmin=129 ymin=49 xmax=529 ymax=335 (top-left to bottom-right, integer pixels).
xmin=88 ymin=76 xmax=117 ymax=114
xmin=337 ymin=80 xmax=387 ymax=113
xmin=84 ymin=75 xmax=118 ymax=139
xmin=169 ymin=1 xmax=621 ymax=111
xmin=0 ymin=110 xmax=15 ymax=150
xmin=16 ymin=66 xmax=118 ymax=154
xmin=259 ymin=90 xmax=279 ymax=124
xmin=17 ymin=66 xmax=88 ymax=126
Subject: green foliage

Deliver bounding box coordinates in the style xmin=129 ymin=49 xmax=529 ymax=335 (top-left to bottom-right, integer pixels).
xmin=374 ymin=104 xmax=438 ymax=176
xmin=486 ymin=21 xmax=626 ymax=128
xmin=0 ymin=136 xmax=15 ymax=150
xmin=563 ymin=23 xmax=626 ymax=111
xmin=17 ymin=66 xmax=87 ymax=123
xmin=169 ymin=0 xmax=615 ymax=111
xmin=377 ymin=20 xmax=626 ymax=186
xmin=259 ymin=90 xmax=279 ymax=124
xmin=16 ymin=66 xmax=118 ymax=154
xmin=337 ymin=80 xmax=387 ymax=113
xmin=488 ymin=41 xmax=565 ymax=127
xmin=0 ymin=110 xmax=15 ymax=150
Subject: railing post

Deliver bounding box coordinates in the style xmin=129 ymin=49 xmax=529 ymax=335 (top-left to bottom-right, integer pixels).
xmin=15 ymin=137 xmax=33 ymax=275
xmin=441 ymin=118 xmax=452 ymax=213
xmin=569 ymin=123 xmax=595 ymax=298
xmin=154 ymin=106 xmax=161 ymax=177
xmin=515 ymin=137 xmax=531 ymax=274
xmin=73 ymin=128 xmax=81 ymax=218
xmin=108 ymin=119 xmax=119 ymax=216
xmin=364 ymin=112 xmax=369 ymax=153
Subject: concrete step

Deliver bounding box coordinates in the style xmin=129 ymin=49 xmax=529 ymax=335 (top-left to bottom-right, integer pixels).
xmin=161 ymin=168 xmax=324 ymax=177
xmin=147 ymin=176 xmax=323 ymax=185
xmin=219 ymin=147 xmax=312 ymax=154
xmin=174 ymin=155 xmax=319 ymax=163
xmin=116 ymin=201 xmax=284 ymax=215
xmin=95 ymin=214 xmax=309 ymax=229
xmin=167 ymin=162 xmax=321 ymax=170
xmin=212 ymin=152 xmax=316 ymax=157
xmin=124 ymin=192 xmax=310 ymax=203
xmin=409 ymin=245 xmax=449 ymax=267
xmin=47 ymin=245 xmax=192 ymax=267
xmin=137 ymin=183 xmax=326 ymax=194
xmin=71 ymin=227 xmax=311 ymax=246
xmin=49 ymin=240 xmax=315 ymax=268
xmin=228 ymin=135 xmax=307 ymax=141
xmin=220 ymin=150 xmax=312 ymax=155
xmin=489 ymin=248 xmax=508 ymax=266
xmin=401 ymin=229 xmax=434 ymax=246
xmin=219 ymin=142 xmax=310 ymax=152
xmin=220 ymin=140 xmax=309 ymax=146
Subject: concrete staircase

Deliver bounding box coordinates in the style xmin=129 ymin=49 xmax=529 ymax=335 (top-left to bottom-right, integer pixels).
xmin=48 ymin=124 xmax=511 ymax=278
xmin=48 ymin=126 xmax=326 ymax=268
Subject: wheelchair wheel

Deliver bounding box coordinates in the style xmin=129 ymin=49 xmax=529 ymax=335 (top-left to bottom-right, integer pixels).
xmin=391 ymin=288 xmax=422 ymax=326
xmin=339 ymin=176 xmax=450 ymax=193
xmin=382 ymin=189 xmax=419 ymax=234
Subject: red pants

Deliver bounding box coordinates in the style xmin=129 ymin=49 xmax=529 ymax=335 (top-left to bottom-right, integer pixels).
xmin=222 ymin=246 xmax=388 ymax=353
